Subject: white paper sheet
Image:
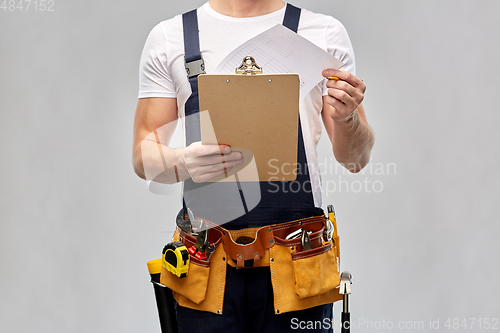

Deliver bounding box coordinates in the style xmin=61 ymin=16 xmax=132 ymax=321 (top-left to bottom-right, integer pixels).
xmin=213 ymin=24 xmax=344 ymax=100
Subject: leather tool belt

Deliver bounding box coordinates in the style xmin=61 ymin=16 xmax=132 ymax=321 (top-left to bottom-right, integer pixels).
xmin=160 ymin=213 xmax=343 ymax=315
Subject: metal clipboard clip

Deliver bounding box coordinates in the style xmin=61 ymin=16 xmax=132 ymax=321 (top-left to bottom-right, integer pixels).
xmin=235 ymin=56 xmax=263 ymax=75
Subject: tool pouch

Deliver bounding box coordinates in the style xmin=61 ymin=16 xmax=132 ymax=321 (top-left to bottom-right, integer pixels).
xmin=160 ymin=232 xmax=211 ymax=304
xmin=291 ymin=240 xmax=340 ymax=299
xmin=160 ymin=256 xmax=210 ymax=305
xmin=160 ymin=229 xmax=227 ymax=314
xmin=269 ymin=221 xmax=342 ymax=314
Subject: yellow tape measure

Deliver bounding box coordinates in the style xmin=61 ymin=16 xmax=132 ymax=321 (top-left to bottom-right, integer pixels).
xmin=162 ymin=242 xmax=190 ymax=278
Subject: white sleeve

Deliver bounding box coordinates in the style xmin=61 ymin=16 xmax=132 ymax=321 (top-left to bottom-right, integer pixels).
xmin=138 ymin=23 xmax=177 ymax=98
xmin=322 ymin=17 xmax=356 ymax=96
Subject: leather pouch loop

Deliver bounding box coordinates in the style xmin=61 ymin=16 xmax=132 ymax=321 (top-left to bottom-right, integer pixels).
xmin=221 ymin=226 xmax=274 ymax=268
xmin=291 ymin=242 xmax=340 ymax=299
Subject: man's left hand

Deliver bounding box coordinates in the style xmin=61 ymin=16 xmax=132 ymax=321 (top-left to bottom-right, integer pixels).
xmin=322 ymin=69 xmax=366 ymax=122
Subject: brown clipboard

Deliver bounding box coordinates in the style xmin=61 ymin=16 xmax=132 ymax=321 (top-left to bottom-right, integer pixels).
xmin=198 ymin=56 xmax=299 ymax=182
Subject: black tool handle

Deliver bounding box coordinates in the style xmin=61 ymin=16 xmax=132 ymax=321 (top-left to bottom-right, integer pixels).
xmin=341 ymin=312 xmax=350 ymax=333
xmin=150 ymin=273 xmax=178 ymax=333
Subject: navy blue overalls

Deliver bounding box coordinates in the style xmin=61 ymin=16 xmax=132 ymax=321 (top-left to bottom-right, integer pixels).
xmin=176 ymin=4 xmax=333 ymax=333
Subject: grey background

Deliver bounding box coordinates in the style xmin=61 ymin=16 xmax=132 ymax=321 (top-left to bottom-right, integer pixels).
xmin=1 ymin=0 xmax=499 ymax=332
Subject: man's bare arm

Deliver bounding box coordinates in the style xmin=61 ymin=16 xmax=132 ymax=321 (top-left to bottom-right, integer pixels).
xmin=132 ymin=97 xmax=187 ymax=183
xmin=132 ymin=97 xmax=243 ymax=183
xmin=321 ymin=69 xmax=375 ymax=173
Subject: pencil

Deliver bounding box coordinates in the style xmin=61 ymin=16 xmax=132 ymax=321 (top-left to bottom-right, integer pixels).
xmin=327 ymin=76 xmax=363 ymax=82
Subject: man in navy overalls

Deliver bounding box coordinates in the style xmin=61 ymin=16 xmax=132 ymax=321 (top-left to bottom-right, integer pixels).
xmin=133 ymin=1 xmax=374 ymax=332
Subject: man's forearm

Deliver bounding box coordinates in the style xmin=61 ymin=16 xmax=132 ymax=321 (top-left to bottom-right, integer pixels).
xmin=133 ymin=140 xmax=191 ymax=184
xmin=332 ymin=110 xmax=375 ymax=173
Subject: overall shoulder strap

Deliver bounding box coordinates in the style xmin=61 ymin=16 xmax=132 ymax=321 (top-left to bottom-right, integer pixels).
xmin=282 ymin=3 xmax=301 ymax=33
xmin=181 ymin=9 xmax=205 ymax=213
xmin=182 ymin=9 xmax=206 ymax=79
xmin=182 ymin=9 xmax=204 ymax=148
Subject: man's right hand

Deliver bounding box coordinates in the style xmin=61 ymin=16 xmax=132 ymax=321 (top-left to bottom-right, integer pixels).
xmin=183 ymin=142 xmax=243 ymax=183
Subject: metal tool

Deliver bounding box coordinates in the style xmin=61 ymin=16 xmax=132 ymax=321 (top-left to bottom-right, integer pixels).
xmin=339 ymin=271 xmax=352 ymax=333
xmin=285 ymin=228 xmax=303 ymax=240
xmin=175 ymin=208 xmax=192 ymax=234
xmin=187 ymin=208 xmax=204 ymax=233
xmin=323 ymin=215 xmax=334 ymax=241
xmin=188 ymin=228 xmax=212 ymax=260
xmin=301 ymin=229 xmax=312 ymax=250
xmin=176 ymin=207 xmax=204 ymax=234
xmin=205 ymin=243 xmax=216 ymax=261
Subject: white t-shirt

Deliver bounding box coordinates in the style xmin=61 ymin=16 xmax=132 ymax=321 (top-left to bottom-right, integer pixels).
xmin=138 ymin=2 xmax=356 ymax=208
